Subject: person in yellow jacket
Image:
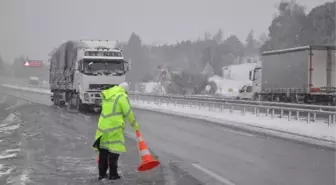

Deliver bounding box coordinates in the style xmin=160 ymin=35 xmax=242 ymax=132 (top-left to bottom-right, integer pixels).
xmin=92 ymin=82 xmax=140 ymax=181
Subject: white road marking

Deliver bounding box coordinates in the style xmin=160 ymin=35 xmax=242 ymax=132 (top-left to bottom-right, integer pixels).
xmin=192 ymin=163 xmax=236 ymax=185
xmin=221 ymin=128 xmax=256 ymax=137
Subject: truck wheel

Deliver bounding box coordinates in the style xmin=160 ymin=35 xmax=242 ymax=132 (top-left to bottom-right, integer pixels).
xmin=53 ymin=97 xmax=58 ymax=106
xmin=253 ymin=93 xmax=258 ymax=101
xmin=54 ymin=95 xmax=59 ymax=106
xmin=76 ymin=96 xmax=85 ymax=112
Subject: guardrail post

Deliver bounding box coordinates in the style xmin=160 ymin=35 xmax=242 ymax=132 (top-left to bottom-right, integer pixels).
xmin=313 ymin=113 xmax=316 ymax=122
xmin=253 ymin=107 xmax=257 ymax=115
xmin=307 ymin=113 xmax=310 ymax=124
xmin=266 ymin=108 xmax=269 ymax=117
xmin=155 ymin=99 xmax=159 ymax=105
xmin=280 ymin=109 xmax=284 ymax=119
xmin=328 ymin=115 xmax=332 ymax=126
xmin=242 ymin=108 xmax=246 ymax=116
xmin=288 ymin=111 xmax=291 ymax=121
xmin=256 ymin=108 xmax=260 ymax=117
xmin=230 ymin=106 xmax=234 ymax=114
xmin=271 ymin=108 xmax=275 ymax=118
xmin=296 ymin=111 xmax=299 ymax=120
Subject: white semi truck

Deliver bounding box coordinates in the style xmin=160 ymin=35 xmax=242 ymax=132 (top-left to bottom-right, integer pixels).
xmin=237 ymin=45 xmax=336 ymax=105
xmin=49 ymin=40 xmax=130 ymax=111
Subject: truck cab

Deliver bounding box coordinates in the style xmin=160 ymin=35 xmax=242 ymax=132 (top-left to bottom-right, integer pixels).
xmin=73 ymin=47 xmax=130 ymax=108
xmin=237 ymin=84 xmax=253 ymax=100
xmin=50 ymin=40 xmax=131 ymax=111
xmin=237 ymin=64 xmax=262 ymax=100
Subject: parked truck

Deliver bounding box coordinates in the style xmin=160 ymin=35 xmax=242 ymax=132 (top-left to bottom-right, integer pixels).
xmin=49 ymin=40 xmax=130 ymax=111
xmin=238 ymin=45 xmax=336 ymax=105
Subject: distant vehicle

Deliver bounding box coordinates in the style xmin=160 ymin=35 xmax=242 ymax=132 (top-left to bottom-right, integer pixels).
xmin=236 ymin=84 xmax=253 ymax=100
xmin=49 ymin=40 xmax=130 ymax=111
xmin=237 ymin=45 xmax=336 ymax=105
xmin=29 ymin=76 xmax=40 ymax=86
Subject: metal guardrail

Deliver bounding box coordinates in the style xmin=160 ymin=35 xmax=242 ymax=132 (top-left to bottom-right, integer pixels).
xmin=128 ymin=92 xmax=336 ymax=112
xmin=129 ymin=94 xmax=336 ymax=125
xmin=2 ymin=76 xmax=334 ymax=110
xmin=4 ymin=78 xmax=336 ymax=111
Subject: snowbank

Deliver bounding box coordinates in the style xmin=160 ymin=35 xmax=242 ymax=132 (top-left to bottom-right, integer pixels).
xmin=130 ymin=99 xmax=336 ymax=147
xmin=143 ymin=82 xmax=159 ymax=93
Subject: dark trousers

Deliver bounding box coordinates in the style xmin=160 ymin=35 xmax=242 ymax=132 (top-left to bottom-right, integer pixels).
xmin=98 ymin=148 xmax=120 ymax=177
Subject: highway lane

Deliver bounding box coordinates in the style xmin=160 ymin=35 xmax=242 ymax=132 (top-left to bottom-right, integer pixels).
xmin=127 ymin=109 xmax=335 ymax=185
xmin=0 ymin=87 xmax=203 ymax=185
xmin=2 ymin=86 xmax=336 ymax=185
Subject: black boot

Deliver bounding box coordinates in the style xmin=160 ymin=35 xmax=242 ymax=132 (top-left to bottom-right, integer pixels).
xmin=108 ymin=175 xmax=121 ymax=180
xmin=98 ymin=175 xmax=107 ymax=181
xmin=108 ymin=166 xmax=122 ymax=180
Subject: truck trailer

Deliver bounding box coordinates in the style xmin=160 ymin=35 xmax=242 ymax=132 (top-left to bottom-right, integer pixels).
xmin=243 ymin=45 xmax=336 ymax=105
xmin=49 ymin=39 xmax=130 ymax=110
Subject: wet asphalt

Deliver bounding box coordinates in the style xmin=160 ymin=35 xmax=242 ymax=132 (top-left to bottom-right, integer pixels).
xmin=0 ymin=88 xmax=203 ymax=185
xmin=0 ymin=82 xmax=335 ymax=185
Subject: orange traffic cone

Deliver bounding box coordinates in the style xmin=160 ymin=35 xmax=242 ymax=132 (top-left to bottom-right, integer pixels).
xmin=136 ymin=130 xmax=160 ymax=172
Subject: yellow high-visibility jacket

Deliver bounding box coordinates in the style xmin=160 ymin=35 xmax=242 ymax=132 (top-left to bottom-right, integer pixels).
xmin=92 ymin=85 xmax=140 ymax=154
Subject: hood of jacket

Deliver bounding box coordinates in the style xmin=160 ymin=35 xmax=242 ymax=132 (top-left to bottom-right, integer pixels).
xmin=101 ymin=85 xmax=126 ymax=100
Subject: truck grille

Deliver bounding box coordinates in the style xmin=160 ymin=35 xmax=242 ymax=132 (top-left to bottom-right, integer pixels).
xmin=89 ymin=84 xmax=116 ymax=90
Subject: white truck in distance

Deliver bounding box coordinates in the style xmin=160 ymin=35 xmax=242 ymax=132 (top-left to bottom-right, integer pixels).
xmin=49 ymin=40 xmax=130 ymax=111
xmin=237 ymin=45 xmax=336 ymax=105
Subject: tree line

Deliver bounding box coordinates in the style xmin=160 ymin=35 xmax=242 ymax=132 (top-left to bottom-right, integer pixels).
xmin=121 ymin=28 xmax=262 ymax=84
xmin=261 ymin=0 xmax=335 ymax=51
xmin=121 ymin=0 xmax=335 ymax=84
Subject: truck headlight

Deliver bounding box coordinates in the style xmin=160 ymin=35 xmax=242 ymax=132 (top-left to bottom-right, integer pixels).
xmin=84 ymin=93 xmax=89 ymax=101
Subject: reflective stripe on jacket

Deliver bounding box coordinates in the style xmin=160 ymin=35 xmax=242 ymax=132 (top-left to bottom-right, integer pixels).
xmin=92 ymin=85 xmax=140 ymax=154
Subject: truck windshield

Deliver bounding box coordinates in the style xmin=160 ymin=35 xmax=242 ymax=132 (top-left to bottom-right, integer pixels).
xmin=82 ymin=59 xmax=125 ymax=76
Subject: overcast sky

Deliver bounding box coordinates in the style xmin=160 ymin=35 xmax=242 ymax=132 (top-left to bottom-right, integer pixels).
xmin=0 ymin=0 xmax=331 ymax=63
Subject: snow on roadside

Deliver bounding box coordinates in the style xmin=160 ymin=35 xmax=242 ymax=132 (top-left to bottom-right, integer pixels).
xmin=130 ymin=100 xmax=336 ymax=143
